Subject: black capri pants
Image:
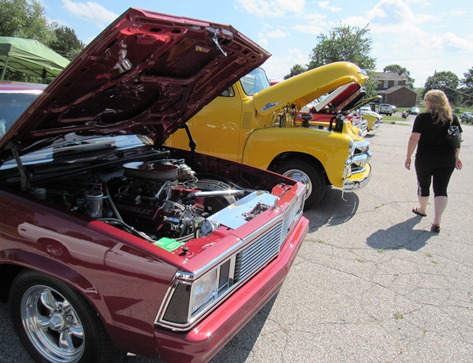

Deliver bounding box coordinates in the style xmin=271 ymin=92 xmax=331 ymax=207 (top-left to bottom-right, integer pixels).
xmin=415 ymin=156 xmax=455 ymax=197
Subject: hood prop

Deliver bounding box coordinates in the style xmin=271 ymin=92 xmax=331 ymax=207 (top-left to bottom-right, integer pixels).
xmin=210 ymin=28 xmax=228 ymax=57
xmin=181 ymin=124 xmax=197 ymax=159
xmin=10 ymin=142 xmax=31 ymax=191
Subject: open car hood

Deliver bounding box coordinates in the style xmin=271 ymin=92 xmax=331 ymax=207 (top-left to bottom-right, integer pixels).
xmin=253 ymin=61 xmax=368 ymax=117
xmin=0 ymin=8 xmax=270 ymax=158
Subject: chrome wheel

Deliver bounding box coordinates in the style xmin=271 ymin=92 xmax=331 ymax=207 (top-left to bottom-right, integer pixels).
xmin=275 ymin=160 xmax=326 ymax=209
xmin=282 ymin=168 xmax=312 ymax=200
xmin=21 ymin=285 xmax=85 ymax=363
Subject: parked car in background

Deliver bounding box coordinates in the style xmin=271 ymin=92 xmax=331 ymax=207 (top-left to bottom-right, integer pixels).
xmin=167 ymin=61 xmax=373 ymax=209
xmin=378 ymin=103 xmax=395 ymax=116
xmin=0 ymin=8 xmax=309 ymax=363
xmin=460 ymin=112 xmax=473 ymax=123
xmin=409 ymin=106 xmax=420 ymax=115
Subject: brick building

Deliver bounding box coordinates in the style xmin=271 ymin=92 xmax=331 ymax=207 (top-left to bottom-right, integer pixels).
xmin=371 ymin=72 xmax=417 ymax=107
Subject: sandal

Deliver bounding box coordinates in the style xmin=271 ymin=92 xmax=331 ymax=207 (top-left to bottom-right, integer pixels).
xmin=412 ymin=207 xmax=427 ymax=217
xmin=430 ymin=224 xmax=440 ymax=233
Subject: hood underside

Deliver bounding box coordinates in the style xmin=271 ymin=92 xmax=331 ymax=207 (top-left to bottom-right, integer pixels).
xmin=1 ymin=8 xmax=270 ymax=158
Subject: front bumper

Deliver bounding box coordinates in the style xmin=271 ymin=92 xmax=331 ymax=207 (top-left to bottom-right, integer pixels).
xmin=152 ymin=216 xmax=309 ymax=363
xmin=368 ymin=119 xmax=381 ymax=132
xmin=343 ymin=163 xmax=372 ymax=191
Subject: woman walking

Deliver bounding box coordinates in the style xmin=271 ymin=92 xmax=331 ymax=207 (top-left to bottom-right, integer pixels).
xmin=404 ymin=89 xmax=463 ymax=233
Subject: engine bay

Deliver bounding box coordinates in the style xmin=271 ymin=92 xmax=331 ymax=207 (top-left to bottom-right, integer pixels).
xmin=25 ymin=157 xmax=280 ymax=251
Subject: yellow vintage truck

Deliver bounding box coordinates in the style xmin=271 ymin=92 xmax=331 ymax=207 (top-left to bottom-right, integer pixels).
xmin=166 ymin=61 xmax=372 ymax=209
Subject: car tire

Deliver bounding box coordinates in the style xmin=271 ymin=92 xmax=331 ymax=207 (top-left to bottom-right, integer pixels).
xmin=9 ymin=270 xmax=124 ymax=363
xmin=275 ymin=160 xmax=326 ymax=210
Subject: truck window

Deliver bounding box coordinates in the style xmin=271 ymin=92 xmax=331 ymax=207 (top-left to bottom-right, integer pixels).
xmin=240 ymin=68 xmax=270 ymax=96
xmin=220 ymin=87 xmax=235 ymax=97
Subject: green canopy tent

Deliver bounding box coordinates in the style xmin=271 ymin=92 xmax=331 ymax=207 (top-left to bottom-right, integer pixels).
xmin=0 ymin=36 xmax=69 ymax=82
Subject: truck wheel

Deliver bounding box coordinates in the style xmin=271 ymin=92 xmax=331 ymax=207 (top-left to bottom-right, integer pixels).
xmin=9 ymin=270 xmax=124 ymax=363
xmin=275 ymin=160 xmax=326 ymax=209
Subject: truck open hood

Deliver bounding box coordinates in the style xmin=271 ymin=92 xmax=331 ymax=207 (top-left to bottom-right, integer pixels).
xmin=0 ymin=8 xmax=270 ymax=157
xmin=253 ymin=61 xmax=368 ymax=117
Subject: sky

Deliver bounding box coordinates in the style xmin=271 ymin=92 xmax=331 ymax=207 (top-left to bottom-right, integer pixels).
xmin=39 ymin=0 xmax=473 ymax=88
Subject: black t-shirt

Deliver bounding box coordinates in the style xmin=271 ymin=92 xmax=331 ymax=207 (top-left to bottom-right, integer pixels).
xmin=412 ymin=112 xmax=461 ymax=166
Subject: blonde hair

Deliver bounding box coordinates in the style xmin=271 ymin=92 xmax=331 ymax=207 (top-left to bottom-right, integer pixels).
xmin=424 ymin=89 xmax=453 ymax=124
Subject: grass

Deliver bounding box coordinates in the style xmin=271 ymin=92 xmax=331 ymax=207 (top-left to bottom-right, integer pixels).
xmin=379 ymin=107 xmax=473 ymax=124
xmin=394 ymin=312 xmax=404 ymax=321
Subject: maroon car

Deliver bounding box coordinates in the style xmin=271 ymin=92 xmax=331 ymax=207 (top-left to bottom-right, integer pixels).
xmin=0 ymin=8 xmax=308 ymax=363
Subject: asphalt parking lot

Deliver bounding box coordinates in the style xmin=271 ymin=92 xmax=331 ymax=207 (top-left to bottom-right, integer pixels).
xmin=1 ymin=119 xmax=472 ymax=363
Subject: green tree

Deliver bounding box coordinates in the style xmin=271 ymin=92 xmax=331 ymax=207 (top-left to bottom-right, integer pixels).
xmin=50 ymin=26 xmax=85 ymax=60
xmin=363 ymin=71 xmax=378 ymax=98
xmin=307 ymin=24 xmax=376 ymax=71
xmin=284 ymin=64 xmax=307 ymax=80
xmin=0 ymin=0 xmax=53 ymax=44
xmin=383 ymin=64 xmax=415 ymax=88
xmin=460 ymin=67 xmax=473 ymax=106
xmin=423 ymin=71 xmax=459 ymax=105
xmin=0 ymin=0 xmax=83 ymax=81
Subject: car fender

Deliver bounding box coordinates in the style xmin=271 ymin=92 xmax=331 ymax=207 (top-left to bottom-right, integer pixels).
xmin=241 ymin=127 xmax=351 ymax=187
xmin=3 ymin=248 xmax=98 ymax=296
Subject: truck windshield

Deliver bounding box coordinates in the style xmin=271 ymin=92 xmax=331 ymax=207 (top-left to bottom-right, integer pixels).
xmin=240 ymin=68 xmax=271 ymax=96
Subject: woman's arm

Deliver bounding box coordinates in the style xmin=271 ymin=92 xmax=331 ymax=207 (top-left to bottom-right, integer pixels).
xmin=455 ymin=148 xmax=463 ymax=170
xmin=405 ymin=132 xmax=421 ymax=170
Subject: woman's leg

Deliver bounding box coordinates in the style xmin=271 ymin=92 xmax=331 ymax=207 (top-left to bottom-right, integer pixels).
xmin=433 ymin=196 xmax=447 ymax=227
xmin=414 ymin=158 xmax=431 ymax=215
xmin=432 ymin=167 xmax=455 ymax=227
xmin=417 ymin=195 xmax=429 ymax=215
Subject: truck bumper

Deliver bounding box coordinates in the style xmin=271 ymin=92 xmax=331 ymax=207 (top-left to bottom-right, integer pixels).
xmin=343 ymin=163 xmax=372 ymax=191
xmin=152 ymin=216 xmax=309 ymax=363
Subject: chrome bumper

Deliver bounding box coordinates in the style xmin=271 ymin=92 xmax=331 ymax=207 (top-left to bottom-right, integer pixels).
xmin=343 ymin=164 xmax=372 ymax=192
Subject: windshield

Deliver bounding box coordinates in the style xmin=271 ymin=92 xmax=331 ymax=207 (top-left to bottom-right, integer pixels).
xmin=0 ymin=134 xmax=150 ymax=170
xmin=0 ymin=92 xmax=41 ymax=139
xmin=240 ymin=68 xmax=271 ymax=96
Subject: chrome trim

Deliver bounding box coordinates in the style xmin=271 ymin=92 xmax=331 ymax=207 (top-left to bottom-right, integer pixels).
xmin=175 ymin=271 xmax=195 ymax=281
xmin=352 ymin=151 xmax=372 ymax=167
xmin=353 ymin=140 xmax=370 ymax=151
xmin=343 ymin=170 xmax=371 ymax=192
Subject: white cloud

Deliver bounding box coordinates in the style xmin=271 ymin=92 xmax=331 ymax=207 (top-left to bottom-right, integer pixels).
xmin=236 ymin=0 xmax=306 ymax=17
xmin=317 ymin=1 xmax=342 ymax=12
xmin=440 ymin=32 xmax=473 ymax=52
xmin=450 ymin=9 xmax=467 ymax=16
xmin=62 ymin=0 xmax=118 ymax=28
xmin=292 ymin=12 xmax=329 ymax=35
xmin=262 ymin=48 xmax=309 ymax=81
xmin=257 ymin=25 xmax=291 ymax=49
xmin=265 ymin=27 xmax=290 ymax=39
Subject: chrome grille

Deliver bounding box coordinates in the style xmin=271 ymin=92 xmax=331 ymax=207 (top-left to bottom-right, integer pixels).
xmin=234 ymin=222 xmax=283 ymax=282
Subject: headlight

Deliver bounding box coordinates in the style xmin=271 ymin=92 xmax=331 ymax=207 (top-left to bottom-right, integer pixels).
xmin=190 ymin=270 xmax=218 ymax=315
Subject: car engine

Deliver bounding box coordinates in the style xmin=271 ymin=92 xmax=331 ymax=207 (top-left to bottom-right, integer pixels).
xmin=29 ymin=158 xmax=275 ymax=246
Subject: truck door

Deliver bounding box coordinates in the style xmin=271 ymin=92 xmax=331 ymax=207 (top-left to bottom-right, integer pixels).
xmin=165 ymin=87 xmax=242 ymax=162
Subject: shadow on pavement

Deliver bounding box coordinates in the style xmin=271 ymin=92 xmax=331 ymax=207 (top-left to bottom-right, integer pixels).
xmin=366 ymin=216 xmax=434 ymax=251
xmin=304 ymin=188 xmax=359 ymax=233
